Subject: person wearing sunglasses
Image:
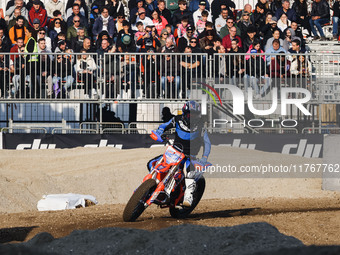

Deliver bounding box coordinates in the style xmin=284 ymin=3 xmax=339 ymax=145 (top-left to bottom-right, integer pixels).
xmin=37 ymin=27 xmax=52 ymax=52
xmin=48 ymin=17 xmax=66 ymax=43
xmin=66 ymin=15 xmax=88 ymax=41
xmin=177 ymin=25 xmax=195 ymax=52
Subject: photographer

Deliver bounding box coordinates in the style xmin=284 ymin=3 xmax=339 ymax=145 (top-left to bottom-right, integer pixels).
xmin=136 ymin=25 xmax=161 ymax=52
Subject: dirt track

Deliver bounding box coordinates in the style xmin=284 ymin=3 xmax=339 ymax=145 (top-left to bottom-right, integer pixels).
xmin=1 ymin=196 xmax=340 ymax=246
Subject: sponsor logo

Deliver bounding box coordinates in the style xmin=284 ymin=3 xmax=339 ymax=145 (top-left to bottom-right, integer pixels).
xmin=16 ymin=139 xmax=56 ymax=150
xmin=282 ymin=139 xmax=322 ymax=158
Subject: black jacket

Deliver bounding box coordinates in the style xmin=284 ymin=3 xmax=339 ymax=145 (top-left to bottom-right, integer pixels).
xmin=245 ymin=56 xmax=266 ymax=77
xmin=311 ymin=0 xmax=330 ymax=21
xmin=172 ymin=9 xmax=193 ymax=27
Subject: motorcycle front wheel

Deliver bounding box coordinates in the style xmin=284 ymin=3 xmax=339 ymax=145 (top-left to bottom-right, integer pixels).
xmin=123 ymin=179 xmax=157 ymax=222
xmin=169 ymin=177 xmax=205 ymax=219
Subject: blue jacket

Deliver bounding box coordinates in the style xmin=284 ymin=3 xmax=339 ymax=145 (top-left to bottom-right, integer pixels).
xmin=93 ymin=16 xmax=116 ymax=38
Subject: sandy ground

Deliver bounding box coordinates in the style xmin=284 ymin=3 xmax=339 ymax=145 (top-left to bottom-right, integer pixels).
xmin=0 ymin=146 xmax=340 ymax=252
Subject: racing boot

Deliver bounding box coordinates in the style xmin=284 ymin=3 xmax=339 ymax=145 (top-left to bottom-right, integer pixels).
xmin=183 ymin=178 xmax=196 ymax=207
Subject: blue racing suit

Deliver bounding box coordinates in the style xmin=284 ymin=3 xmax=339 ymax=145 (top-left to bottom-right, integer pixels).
xmin=148 ymin=115 xmax=211 ymax=176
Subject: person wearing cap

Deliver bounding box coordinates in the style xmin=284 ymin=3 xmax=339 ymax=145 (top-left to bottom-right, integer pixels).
xmin=129 ymin=0 xmax=146 ymax=26
xmin=45 ymin=0 xmax=65 ymax=19
xmin=32 ymin=18 xmax=41 ymax=31
xmin=90 ymin=5 xmax=100 ymax=25
xmin=93 ymin=7 xmax=116 ymax=39
xmin=116 ymin=20 xmax=136 ymax=52
xmin=172 ymin=0 xmax=194 ymax=28
xmin=214 ymin=8 xmax=229 ymax=34
xmin=189 ymin=0 xmax=209 ymax=13
xmin=177 ymin=25 xmax=195 ymax=52
xmin=132 ymin=7 xmax=153 ymax=31
xmin=28 ymin=0 xmax=47 ymax=28
xmin=193 ymin=0 xmax=212 ymax=27
xmin=156 ymin=0 xmax=172 ymax=25
xmin=237 ymin=11 xmax=252 ymax=39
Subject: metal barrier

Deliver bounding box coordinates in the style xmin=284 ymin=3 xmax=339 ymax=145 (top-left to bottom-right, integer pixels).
xmin=1 ymin=127 xmax=47 ymax=133
xmin=252 ymin=128 xmax=299 ymax=134
xmin=80 ymin=122 xmax=125 ymax=133
xmin=8 ymin=118 xmax=67 ymax=133
xmin=103 ymin=53 xmax=207 ymax=101
xmin=52 ymin=128 xmax=97 ymax=134
xmin=302 ymin=127 xmax=340 ymax=134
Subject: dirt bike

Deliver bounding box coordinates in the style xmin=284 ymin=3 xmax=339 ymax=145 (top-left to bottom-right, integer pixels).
xmin=123 ymin=131 xmax=211 ymax=222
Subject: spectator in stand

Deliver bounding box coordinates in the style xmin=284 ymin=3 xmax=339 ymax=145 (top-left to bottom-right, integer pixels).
xmin=48 ymin=18 xmax=66 ymax=42
xmin=159 ymin=37 xmax=177 ymax=52
xmin=259 ymin=0 xmax=270 ymax=12
xmin=251 ymin=3 xmax=266 ymax=30
xmin=189 ymin=0 xmax=209 ymax=13
xmin=0 ymin=29 xmax=11 ymax=53
xmin=45 ymin=0 xmax=65 ymax=18
xmin=160 ymin=53 xmax=180 ymax=98
xmin=214 ymin=8 xmax=228 ymax=35
xmin=244 ymin=48 xmax=269 ymax=98
xmin=24 ymin=27 xmax=39 ymax=98
xmin=236 ymin=4 xmax=252 ymax=21
xmin=263 ymin=18 xmax=281 ymax=46
xmin=107 ymin=0 xmax=125 ymax=19
xmin=159 ymin=29 xmax=169 ymax=47
xmin=0 ymin=10 xmax=8 ymax=36
xmin=10 ymin=37 xmax=24 ymax=58
xmin=288 ymin=38 xmax=306 ymax=54
xmin=129 ymin=0 xmax=145 ymax=26
xmin=66 ymin=3 xmax=87 ymax=27
xmin=26 ymin=0 xmax=46 ymax=12
xmin=292 ymin=0 xmax=311 ymax=37
xmin=180 ymin=46 xmax=200 ymax=98
xmin=6 ymin=0 xmax=29 ymax=21
xmin=196 ymin=10 xmax=210 ymax=35
xmin=265 ymin=38 xmax=287 ymax=64
xmin=52 ymin=52 xmax=74 ymax=98
xmin=9 ymin=16 xmax=28 ymax=44
xmin=132 ymin=7 xmax=154 ymax=30
xmin=172 ymin=0 xmax=193 ymax=28
xmin=243 ymin=25 xmax=259 ymax=52
xmin=80 ymin=37 xmax=96 ymax=53
xmin=8 ymin=7 xmax=29 ymax=30
xmin=189 ymin=37 xmax=202 ymax=52
xmin=222 ymin=26 xmax=242 ymax=52
xmin=197 ymin=21 xmax=214 ymax=39
xmin=91 ymin=0 xmax=107 ymax=12
xmin=193 ymin=0 xmax=211 ymax=26
xmin=211 ymin=0 xmax=235 ymax=22
xmin=178 ymin=25 xmax=194 ymax=52
xmin=37 ymin=27 xmax=52 ymax=52
xmin=275 ymin=0 xmax=296 ymax=22
xmin=290 ymin=55 xmax=312 ymax=88
xmin=93 ymin=7 xmax=116 ymax=39
xmin=333 ymin=0 xmax=340 ymax=40
xmin=269 ymin=52 xmax=290 ymax=93
xmin=226 ymin=39 xmax=244 ymax=85
xmin=270 ymin=0 xmax=282 ymax=16
xmin=9 ymin=44 xmax=25 ymax=98
xmin=260 ymin=12 xmax=273 ymax=39
xmin=32 ymin=18 xmax=41 ymax=31
xmin=66 ymin=16 xmax=88 ymax=41
xmin=75 ymin=49 xmax=98 ymax=98
xmin=220 ymin=16 xmax=241 ymax=39
xmin=177 ymin=17 xmax=190 ymax=38
xmin=277 ymin=13 xmax=290 ymax=32
xmin=90 ymin=5 xmax=100 ymax=25
xmin=65 ymin=0 xmax=88 ymax=20
xmin=151 ymin=10 xmax=167 ymax=36
xmin=290 ymin=21 xmax=305 ymax=44
xmin=136 ymin=25 xmax=161 ymax=52
xmin=265 ymin=29 xmax=288 ymax=51
xmin=28 ymin=0 xmax=47 ymax=28
xmin=145 ymin=0 xmax=158 ymax=17
xmin=199 ymin=29 xmax=216 ymax=54
xmin=115 ymin=15 xmax=125 ymax=33
xmin=0 ymin=50 xmax=10 ymax=98
xmin=70 ymin=27 xmax=86 ymax=51
xmin=96 ymin=31 xmax=113 ymax=49
xmin=237 ymin=11 xmax=252 ymax=40
xmin=309 ymin=0 xmax=330 ymax=40
xmin=116 ymin=20 xmax=135 ymax=52
xmin=54 ymin=39 xmax=67 ymax=53
xmin=156 ymin=0 xmax=172 ymax=25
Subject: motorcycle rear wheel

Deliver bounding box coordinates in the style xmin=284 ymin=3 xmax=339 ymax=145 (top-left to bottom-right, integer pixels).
xmin=123 ymin=179 xmax=157 ymax=222
xmin=169 ymin=177 xmax=205 ymax=219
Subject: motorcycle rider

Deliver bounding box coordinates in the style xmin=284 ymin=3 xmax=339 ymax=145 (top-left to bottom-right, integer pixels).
xmin=152 ymin=101 xmax=211 ymax=207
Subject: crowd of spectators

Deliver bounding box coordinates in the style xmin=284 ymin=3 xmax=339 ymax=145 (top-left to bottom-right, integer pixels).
xmin=0 ymin=0 xmax=336 ymax=99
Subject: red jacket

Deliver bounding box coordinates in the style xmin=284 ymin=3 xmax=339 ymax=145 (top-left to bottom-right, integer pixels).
xmin=222 ymin=34 xmax=242 ymax=52
xmin=28 ymin=6 xmax=47 ymax=28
